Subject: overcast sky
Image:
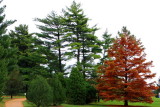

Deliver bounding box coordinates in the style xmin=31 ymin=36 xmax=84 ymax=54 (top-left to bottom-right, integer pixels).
xmin=2 ymin=0 xmax=160 ymax=82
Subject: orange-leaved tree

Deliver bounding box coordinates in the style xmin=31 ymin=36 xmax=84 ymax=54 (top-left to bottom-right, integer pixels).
xmin=97 ymin=27 xmax=157 ymax=106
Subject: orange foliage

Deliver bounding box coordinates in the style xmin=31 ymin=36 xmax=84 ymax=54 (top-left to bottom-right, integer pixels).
xmin=97 ymin=27 xmax=157 ymax=105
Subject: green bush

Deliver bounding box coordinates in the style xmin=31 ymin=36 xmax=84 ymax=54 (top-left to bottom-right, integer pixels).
xmin=67 ymin=67 xmax=86 ymax=105
xmin=27 ymin=75 xmax=52 ymax=107
xmin=48 ymin=73 xmax=66 ymax=106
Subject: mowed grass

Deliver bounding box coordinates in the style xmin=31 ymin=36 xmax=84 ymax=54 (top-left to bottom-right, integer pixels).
xmin=0 ymin=98 xmax=6 ymax=107
xmin=23 ymin=100 xmax=36 ymax=107
xmin=61 ymin=104 xmax=103 ymax=107
xmin=23 ymin=97 xmax=160 ymax=107
xmin=91 ymin=97 xmax=160 ymax=107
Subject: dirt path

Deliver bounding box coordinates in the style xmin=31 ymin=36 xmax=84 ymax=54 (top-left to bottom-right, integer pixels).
xmin=5 ymin=98 xmax=26 ymax=107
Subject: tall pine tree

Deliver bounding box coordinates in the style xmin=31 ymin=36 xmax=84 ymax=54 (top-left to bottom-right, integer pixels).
xmin=35 ymin=12 xmax=65 ymax=73
xmin=63 ymin=1 xmax=101 ymax=78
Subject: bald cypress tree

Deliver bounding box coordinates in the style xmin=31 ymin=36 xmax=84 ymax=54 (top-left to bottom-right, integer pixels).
xmin=97 ymin=27 xmax=157 ymax=106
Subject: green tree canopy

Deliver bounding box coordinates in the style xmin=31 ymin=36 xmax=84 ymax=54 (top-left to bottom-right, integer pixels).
xmin=27 ymin=75 xmax=52 ymax=107
xmin=35 ymin=11 xmax=66 ymax=73
xmin=9 ymin=24 xmax=48 ymax=92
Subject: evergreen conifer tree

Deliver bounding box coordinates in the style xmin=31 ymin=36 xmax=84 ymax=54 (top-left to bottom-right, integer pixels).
xmin=67 ymin=67 xmax=86 ymax=105
xmin=0 ymin=44 xmax=8 ymax=101
xmin=35 ymin=12 xmax=65 ymax=73
xmin=48 ymin=73 xmax=65 ymax=106
xmin=63 ymin=1 xmax=101 ymax=78
xmin=5 ymin=71 xmax=23 ymax=99
xmin=9 ymin=24 xmax=48 ymax=92
xmin=27 ymin=75 xmax=52 ymax=107
xmin=100 ymin=30 xmax=114 ymax=64
xmin=0 ymin=0 xmax=16 ymax=101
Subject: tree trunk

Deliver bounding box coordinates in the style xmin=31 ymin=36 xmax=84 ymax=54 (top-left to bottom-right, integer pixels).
xmin=97 ymin=93 xmax=100 ymax=102
xmin=124 ymin=57 xmax=128 ymax=106
xmin=77 ymin=49 xmax=80 ymax=63
xmin=58 ymin=44 xmax=62 ymax=72
xmin=11 ymin=93 xmax=13 ymax=99
xmin=25 ymin=84 xmax=28 ymax=92
xmin=58 ymin=32 xmax=63 ymax=73
xmin=76 ymin=31 xmax=80 ymax=64
xmin=124 ymin=100 xmax=128 ymax=106
xmin=82 ymin=37 xmax=85 ymax=78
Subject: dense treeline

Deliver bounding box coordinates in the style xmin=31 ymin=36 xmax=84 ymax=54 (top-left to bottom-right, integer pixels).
xmin=0 ymin=0 xmax=158 ymax=107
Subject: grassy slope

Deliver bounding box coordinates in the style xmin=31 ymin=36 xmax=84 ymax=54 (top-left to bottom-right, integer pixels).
xmin=23 ymin=97 xmax=160 ymax=107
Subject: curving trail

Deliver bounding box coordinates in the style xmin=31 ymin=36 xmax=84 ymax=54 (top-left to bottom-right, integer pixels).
xmin=5 ymin=98 xmax=26 ymax=107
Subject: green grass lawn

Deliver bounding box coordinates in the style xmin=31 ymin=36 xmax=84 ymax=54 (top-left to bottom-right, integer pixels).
xmin=61 ymin=104 xmax=103 ymax=107
xmin=0 ymin=99 xmax=6 ymax=107
xmin=90 ymin=97 xmax=160 ymax=107
xmin=23 ymin=97 xmax=160 ymax=107
xmin=23 ymin=100 xmax=36 ymax=107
